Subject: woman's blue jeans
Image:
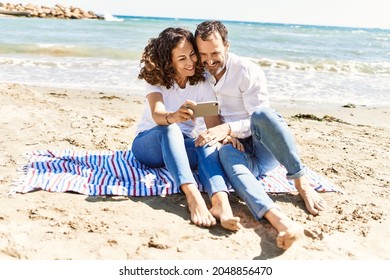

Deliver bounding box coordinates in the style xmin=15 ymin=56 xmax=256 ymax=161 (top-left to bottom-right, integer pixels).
xmin=219 ymin=107 xmax=306 ymax=220
xmin=132 ymin=124 xmax=230 ymax=197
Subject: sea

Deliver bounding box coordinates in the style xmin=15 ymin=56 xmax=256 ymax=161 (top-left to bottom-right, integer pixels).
xmin=1 ymin=14 xmax=389 ymax=106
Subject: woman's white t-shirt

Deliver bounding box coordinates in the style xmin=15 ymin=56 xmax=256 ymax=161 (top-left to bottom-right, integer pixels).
xmin=135 ymin=80 xmax=216 ymax=138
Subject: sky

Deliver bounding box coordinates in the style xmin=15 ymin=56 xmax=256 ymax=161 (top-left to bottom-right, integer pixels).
xmin=6 ymin=0 xmax=390 ymax=29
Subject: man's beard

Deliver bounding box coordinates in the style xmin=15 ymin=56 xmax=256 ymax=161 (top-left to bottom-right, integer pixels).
xmin=205 ymin=61 xmax=225 ymax=76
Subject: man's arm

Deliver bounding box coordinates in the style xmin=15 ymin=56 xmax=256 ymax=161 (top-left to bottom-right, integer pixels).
xmin=195 ymin=116 xmax=230 ymax=147
xmin=195 ymin=121 xmax=244 ymax=151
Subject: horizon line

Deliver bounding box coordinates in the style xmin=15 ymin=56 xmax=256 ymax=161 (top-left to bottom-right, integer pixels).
xmin=109 ymin=14 xmax=390 ymax=31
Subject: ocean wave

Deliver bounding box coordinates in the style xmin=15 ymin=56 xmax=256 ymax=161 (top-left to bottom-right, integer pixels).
xmin=0 ymin=56 xmax=143 ymax=72
xmin=103 ymin=13 xmax=124 ymax=22
xmin=0 ymin=43 xmax=141 ymax=60
xmin=254 ymin=57 xmax=390 ymax=75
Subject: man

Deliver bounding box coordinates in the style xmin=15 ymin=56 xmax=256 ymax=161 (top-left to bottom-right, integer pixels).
xmin=194 ymin=20 xmax=326 ymax=249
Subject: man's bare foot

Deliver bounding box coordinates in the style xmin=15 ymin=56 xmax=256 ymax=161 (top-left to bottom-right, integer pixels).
xmin=265 ymin=206 xmax=302 ymax=250
xmin=209 ymin=192 xmax=242 ymax=231
xmin=294 ymin=176 xmax=326 ymax=215
xmin=181 ymin=183 xmax=216 ymax=227
xmin=276 ymin=225 xmax=303 ymax=250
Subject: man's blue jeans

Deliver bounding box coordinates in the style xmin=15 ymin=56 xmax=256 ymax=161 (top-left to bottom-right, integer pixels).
xmin=219 ymin=107 xmax=306 ymax=220
xmin=132 ymin=124 xmax=230 ymax=197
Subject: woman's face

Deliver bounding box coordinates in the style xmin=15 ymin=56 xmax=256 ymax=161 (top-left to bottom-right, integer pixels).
xmin=171 ymin=39 xmax=198 ymax=79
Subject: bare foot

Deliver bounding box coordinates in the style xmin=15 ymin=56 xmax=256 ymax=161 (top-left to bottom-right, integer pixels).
xmin=181 ymin=183 xmax=216 ymax=227
xmin=276 ymin=225 xmax=303 ymax=250
xmin=294 ymin=176 xmax=326 ymax=215
xmin=210 ymin=207 xmax=242 ymax=231
xmin=209 ymin=192 xmax=242 ymax=231
xmin=265 ymin=206 xmax=302 ymax=250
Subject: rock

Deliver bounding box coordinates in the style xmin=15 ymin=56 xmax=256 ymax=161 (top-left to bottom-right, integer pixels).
xmin=0 ymin=2 xmax=103 ymax=19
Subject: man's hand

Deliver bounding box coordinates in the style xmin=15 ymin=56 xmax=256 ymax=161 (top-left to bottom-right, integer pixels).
xmin=195 ymin=123 xmax=230 ymax=147
xmin=222 ymin=136 xmax=244 ymax=152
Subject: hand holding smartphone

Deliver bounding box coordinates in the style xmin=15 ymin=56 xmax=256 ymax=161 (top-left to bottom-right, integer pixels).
xmin=186 ymin=101 xmax=220 ymax=117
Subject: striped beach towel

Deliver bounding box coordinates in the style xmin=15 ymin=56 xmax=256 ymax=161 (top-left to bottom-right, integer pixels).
xmin=10 ymin=149 xmax=339 ymax=196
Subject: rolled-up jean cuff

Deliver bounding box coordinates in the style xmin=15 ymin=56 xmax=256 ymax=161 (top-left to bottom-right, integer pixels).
xmin=178 ymin=179 xmax=198 ymax=194
xmin=255 ymin=203 xmax=279 ymax=220
xmin=286 ymin=166 xmax=307 ymax=180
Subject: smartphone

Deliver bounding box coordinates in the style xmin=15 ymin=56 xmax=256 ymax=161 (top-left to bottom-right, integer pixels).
xmin=186 ymin=101 xmax=220 ymax=117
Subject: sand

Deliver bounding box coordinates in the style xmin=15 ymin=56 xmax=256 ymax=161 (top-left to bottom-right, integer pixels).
xmin=0 ymin=82 xmax=389 ymax=261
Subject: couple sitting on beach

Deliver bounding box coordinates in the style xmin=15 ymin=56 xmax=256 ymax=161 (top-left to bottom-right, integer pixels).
xmin=132 ymin=20 xmax=326 ymax=250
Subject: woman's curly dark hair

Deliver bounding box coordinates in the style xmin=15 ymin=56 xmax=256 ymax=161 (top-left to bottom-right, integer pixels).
xmin=138 ymin=27 xmax=205 ymax=89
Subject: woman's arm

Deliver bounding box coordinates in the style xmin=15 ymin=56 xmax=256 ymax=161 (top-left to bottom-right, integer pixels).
xmin=147 ymin=92 xmax=196 ymax=125
xmin=147 ymin=92 xmax=172 ymax=125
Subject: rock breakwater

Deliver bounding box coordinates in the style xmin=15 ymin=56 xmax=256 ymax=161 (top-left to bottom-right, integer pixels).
xmin=0 ymin=2 xmax=103 ymax=19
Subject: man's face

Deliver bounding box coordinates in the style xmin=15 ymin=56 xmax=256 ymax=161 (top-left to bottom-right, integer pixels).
xmin=196 ymin=31 xmax=228 ymax=79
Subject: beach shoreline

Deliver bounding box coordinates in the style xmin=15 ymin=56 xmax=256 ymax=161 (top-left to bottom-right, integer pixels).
xmin=0 ymin=82 xmax=389 ymax=260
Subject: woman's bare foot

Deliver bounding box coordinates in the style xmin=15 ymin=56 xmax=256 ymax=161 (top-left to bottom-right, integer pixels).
xmin=294 ymin=176 xmax=326 ymax=215
xmin=265 ymin=206 xmax=302 ymax=250
xmin=181 ymin=183 xmax=216 ymax=227
xmin=210 ymin=192 xmax=242 ymax=231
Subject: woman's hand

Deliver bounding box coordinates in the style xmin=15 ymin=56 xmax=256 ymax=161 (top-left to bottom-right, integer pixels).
xmin=168 ymin=100 xmax=196 ymax=124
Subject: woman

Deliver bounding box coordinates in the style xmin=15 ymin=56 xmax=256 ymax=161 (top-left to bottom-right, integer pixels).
xmin=132 ymin=27 xmax=241 ymax=231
